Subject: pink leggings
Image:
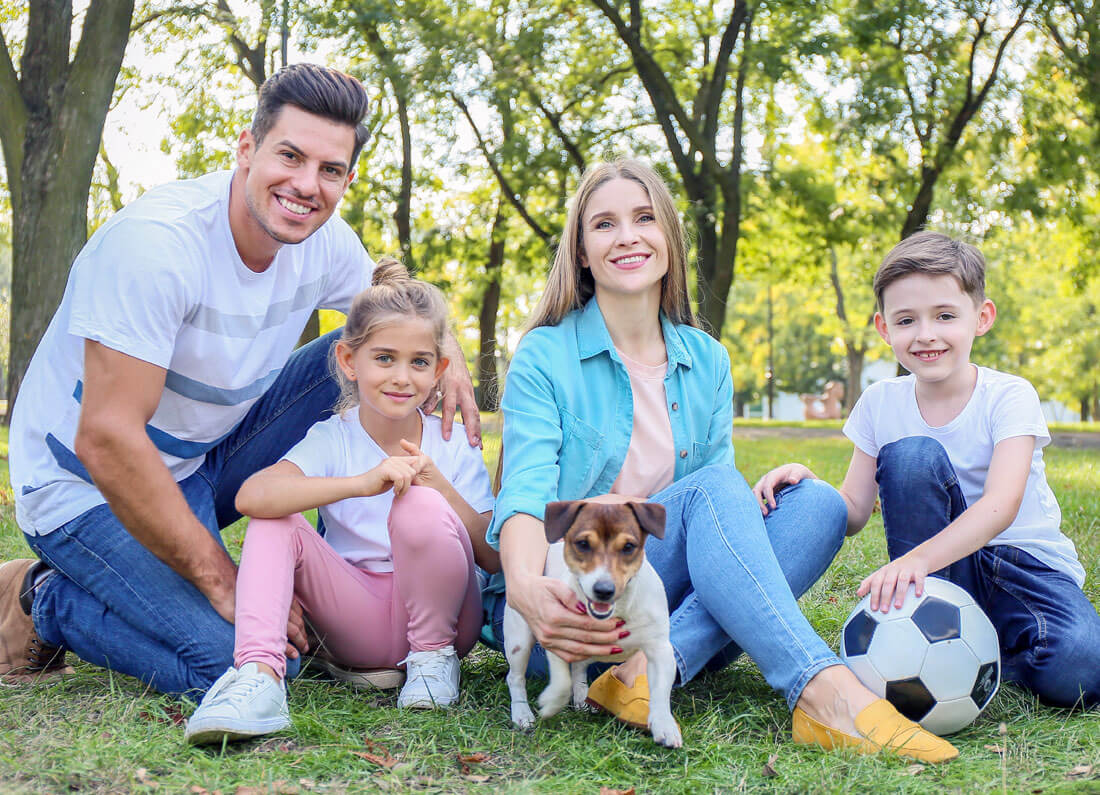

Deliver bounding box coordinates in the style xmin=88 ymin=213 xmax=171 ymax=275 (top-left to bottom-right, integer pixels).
xmin=234 ymin=486 xmax=482 ymax=679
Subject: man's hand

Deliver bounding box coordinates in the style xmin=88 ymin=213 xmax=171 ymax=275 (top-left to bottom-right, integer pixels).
xmin=421 ymin=333 xmax=481 ymax=447
xmin=507 ymin=573 xmax=624 ymax=663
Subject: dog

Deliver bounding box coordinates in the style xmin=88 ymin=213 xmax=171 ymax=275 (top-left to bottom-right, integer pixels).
xmin=503 ymin=499 xmax=682 ymax=748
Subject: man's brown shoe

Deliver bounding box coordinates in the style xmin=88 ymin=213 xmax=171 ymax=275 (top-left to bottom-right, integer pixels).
xmin=0 ymin=559 xmax=71 ymax=682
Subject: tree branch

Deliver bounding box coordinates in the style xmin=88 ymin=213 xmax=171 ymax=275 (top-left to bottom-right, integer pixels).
xmin=451 ymin=91 xmax=552 ymax=243
xmin=0 ymin=27 xmax=27 ymax=207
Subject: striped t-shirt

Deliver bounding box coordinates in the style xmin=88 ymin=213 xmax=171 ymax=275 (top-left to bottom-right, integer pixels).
xmin=10 ymin=170 xmax=373 ymax=536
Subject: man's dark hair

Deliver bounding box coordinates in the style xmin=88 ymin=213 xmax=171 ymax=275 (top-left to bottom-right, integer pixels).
xmin=251 ymin=63 xmax=370 ymax=166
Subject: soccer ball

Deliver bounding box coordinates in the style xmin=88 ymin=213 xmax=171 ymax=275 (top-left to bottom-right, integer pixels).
xmin=839 ymin=577 xmax=1000 ymax=735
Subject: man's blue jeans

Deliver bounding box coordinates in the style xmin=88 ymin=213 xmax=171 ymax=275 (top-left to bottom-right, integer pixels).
xmin=492 ymin=465 xmax=849 ymax=709
xmin=877 ymin=436 xmax=1100 ymax=709
xmin=24 ymin=330 xmax=343 ymax=697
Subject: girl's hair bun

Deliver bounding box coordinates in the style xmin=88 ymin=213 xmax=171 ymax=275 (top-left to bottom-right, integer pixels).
xmin=370 ymin=256 xmax=410 ymax=287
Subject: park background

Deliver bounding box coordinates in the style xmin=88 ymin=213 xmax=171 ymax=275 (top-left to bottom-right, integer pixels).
xmin=1 ymin=0 xmax=1099 ymax=792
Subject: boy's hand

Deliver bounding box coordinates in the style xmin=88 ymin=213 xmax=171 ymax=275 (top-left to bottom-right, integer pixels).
xmin=359 ymin=456 xmax=421 ymax=498
xmin=858 ymin=552 xmax=931 ymax=613
xmin=399 ymin=439 xmax=447 ymax=492
xmin=752 ymin=463 xmax=818 ymax=516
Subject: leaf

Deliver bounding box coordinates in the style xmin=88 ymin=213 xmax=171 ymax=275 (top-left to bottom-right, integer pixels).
xmin=233 ymin=788 xmax=265 ymax=795
xmin=462 ymin=774 xmax=491 ymax=783
xmin=762 ymin=753 xmax=780 ymax=778
xmin=1067 ymin=764 xmax=1094 ymax=779
xmin=985 ymin=744 xmax=1006 ymax=754
xmin=905 ymin=764 xmax=925 ymax=776
xmin=598 ymin=789 xmax=635 ymax=795
xmin=456 ymin=752 xmax=493 ymax=776
xmin=352 ymin=739 xmax=399 ymax=769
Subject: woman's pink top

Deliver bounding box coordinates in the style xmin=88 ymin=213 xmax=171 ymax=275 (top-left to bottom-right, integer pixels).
xmin=610 ymin=348 xmax=675 ymax=498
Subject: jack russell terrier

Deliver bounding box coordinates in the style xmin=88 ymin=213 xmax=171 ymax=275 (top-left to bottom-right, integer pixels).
xmin=503 ymin=500 xmax=682 ymax=748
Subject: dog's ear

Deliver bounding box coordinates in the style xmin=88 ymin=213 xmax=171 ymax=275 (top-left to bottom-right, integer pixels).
xmin=627 ymin=501 xmax=666 ymax=540
xmin=543 ymin=500 xmax=586 ymax=543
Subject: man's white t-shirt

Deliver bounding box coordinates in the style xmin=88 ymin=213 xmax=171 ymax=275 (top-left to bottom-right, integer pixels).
xmin=844 ymin=366 xmax=1084 ymax=585
xmin=282 ymin=411 xmax=495 ymax=571
xmin=10 ymin=170 xmax=373 ymax=536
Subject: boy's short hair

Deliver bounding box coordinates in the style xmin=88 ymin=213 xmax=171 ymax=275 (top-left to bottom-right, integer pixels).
xmin=873 ymin=231 xmax=987 ymax=310
xmin=251 ymin=63 xmax=370 ymax=166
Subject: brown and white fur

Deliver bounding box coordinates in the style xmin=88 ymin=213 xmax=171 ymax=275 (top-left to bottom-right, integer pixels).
xmin=503 ymin=500 xmax=682 ymax=748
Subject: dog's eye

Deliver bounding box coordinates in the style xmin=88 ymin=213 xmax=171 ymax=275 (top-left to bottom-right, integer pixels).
xmin=574 ymin=539 xmax=591 ymax=552
xmin=621 ymin=542 xmax=637 ymax=555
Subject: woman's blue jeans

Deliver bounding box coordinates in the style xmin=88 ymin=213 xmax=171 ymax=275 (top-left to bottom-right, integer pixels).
xmin=877 ymin=436 xmax=1100 ymax=709
xmin=24 ymin=331 xmax=344 ymax=697
xmin=492 ymin=465 xmax=849 ymax=709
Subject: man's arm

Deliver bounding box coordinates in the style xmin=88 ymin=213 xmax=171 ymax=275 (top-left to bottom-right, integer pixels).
xmin=423 ymin=331 xmax=481 ymax=447
xmin=73 ymin=341 xmax=238 ymax=622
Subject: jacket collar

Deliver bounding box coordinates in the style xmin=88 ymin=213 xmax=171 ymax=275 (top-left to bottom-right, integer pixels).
xmin=575 ymin=296 xmax=692 ymax=370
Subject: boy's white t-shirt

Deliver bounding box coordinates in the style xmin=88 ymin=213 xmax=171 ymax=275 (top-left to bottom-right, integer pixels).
xmin=844 ymin=366 xmax=1084 ymax=586
xmin=10 ymin=170 xmax=373 ymax=536
xmin=282 ymin=411 xmax=495 ymax=571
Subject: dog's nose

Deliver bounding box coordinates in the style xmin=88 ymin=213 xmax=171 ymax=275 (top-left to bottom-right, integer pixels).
xmin=592 ymin=580 xmax=615 ymax=602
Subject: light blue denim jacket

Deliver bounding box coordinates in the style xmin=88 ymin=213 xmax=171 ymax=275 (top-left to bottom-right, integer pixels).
xmin=483 ymin=296 xmax=735 ymax=614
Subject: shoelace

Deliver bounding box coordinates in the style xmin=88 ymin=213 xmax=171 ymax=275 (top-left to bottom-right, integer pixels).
xmin=24 ymin=637 xmax=64 ymax=672
xmin=207 ymin=673 xmax=275 ymax=708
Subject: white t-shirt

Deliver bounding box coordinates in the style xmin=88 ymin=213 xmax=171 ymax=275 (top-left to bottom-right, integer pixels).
xmin=844 ymin=366 xmax=1084 ymax=585
xmin=282 ymin=411 xmax=495 ymax=572
xmin=10 ymin=170 xmax=373 ymax=536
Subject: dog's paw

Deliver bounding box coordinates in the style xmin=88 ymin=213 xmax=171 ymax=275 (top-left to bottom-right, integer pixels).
xmin=571 ymin=686 xmax=589 ymax=710
xmin=511 ymin=703 xmax=536 ymax=731
xmin=650 ymin=715 xmax=683 ymax=749
xmin=536 ymin=688 xmax=569 ymax=719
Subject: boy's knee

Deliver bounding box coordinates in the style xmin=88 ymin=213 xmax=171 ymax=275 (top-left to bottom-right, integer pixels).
xmin=1028 ymin=619 xmax=1100 ymax=708
xmin=879 ymin=436 xmax=951 ymax=480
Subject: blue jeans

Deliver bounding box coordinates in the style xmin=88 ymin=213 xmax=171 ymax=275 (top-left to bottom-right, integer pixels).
xmin=877 ymin=436 xmax=1100 ymax=709
xmin=491 ymin=465 xmax=849 ymax=709
xmin=24 ymin=330 xmax=343 ymax=697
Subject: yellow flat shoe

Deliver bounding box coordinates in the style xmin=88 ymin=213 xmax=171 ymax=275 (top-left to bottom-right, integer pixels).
xmin=792 ymin=699 xmax=958 ymax=763
xmin=585 ymin=666 xmax=650 ymax=729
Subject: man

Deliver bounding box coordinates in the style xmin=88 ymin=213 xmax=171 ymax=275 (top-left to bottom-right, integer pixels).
xmin=0 ymin=64 xmax=480 ymax=695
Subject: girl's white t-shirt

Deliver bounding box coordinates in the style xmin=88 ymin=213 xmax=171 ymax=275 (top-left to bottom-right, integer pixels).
xmin=844 ymin=366 xmax=1084 ymax=586
xmin=283 ymin=410 xmax=495 ymax=572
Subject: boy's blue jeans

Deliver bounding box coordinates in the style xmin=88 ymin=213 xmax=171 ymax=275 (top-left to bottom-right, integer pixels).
xmin=877 ymin=436 xmax=1100 ymax=709
xmin=23 ymin=330 xmax=344 ymax=697
xmin=492 ymin=465 xmax=849 ymax=710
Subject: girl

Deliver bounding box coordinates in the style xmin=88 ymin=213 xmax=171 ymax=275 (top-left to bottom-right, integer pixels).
xmin=485 ymin=160 xmax=958 ymax=762
xmin=185 ymin=259 xmax=496 ymax=745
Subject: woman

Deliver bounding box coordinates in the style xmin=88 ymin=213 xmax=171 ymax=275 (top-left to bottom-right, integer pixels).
xmin=482 ymin=160 xmax=957 ymax=762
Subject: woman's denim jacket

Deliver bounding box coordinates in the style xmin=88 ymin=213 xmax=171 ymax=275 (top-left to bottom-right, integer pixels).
xmin=482 ymin=296 xmax=735 ymax=617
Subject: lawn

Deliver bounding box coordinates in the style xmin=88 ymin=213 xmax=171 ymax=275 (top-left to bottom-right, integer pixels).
xmin=1 ymin=425 xmax=1098 ymax=793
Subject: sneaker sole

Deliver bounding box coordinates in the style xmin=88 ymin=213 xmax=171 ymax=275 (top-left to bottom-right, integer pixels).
xmin=397 ymin=693 xmax=459 ymax=709
xmin=309 ymin=657 xmax=405 ymax=690
xmin=185 ymin=715 xmax=291 ymax=746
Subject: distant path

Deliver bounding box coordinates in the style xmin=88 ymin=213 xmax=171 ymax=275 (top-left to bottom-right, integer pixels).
xmin=733 ymin=425 xmax=1100 ymax=449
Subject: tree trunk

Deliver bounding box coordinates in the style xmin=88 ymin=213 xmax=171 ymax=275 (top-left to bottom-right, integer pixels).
xmin=2 ymin=0 xmax=135 ymax=413
xmin=476 ymin=203 xmax=505 ymax=412
xmin=844 ymin=346 xmax=864 ymax=415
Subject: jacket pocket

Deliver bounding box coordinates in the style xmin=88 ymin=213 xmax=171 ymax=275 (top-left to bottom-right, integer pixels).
xmin=560 ymin=409 xmax=603 ymax=490
xmin=692 ymin=440 xmax=712 ymax=469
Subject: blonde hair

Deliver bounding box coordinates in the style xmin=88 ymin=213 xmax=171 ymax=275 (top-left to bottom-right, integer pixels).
xmin=332 ymin=257 xmax=449 ymax=415
xmin=525 ymin=159 xmax=696 ymax=331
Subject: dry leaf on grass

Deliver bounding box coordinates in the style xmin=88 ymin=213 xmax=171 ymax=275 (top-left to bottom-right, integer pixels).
xmin=905 ymin=764 xmax=925 ymax=776
xmin=233 ymin=788 xmax=265 ymax=795
xmin=352 ymin=738 xmax=399 ymax=768
xmin=462 ymin=774 xmax=491 ymax=783
xmin=456 ymin=752 xmax=493 ymax=777
xmin=984 ymin=744 xmax=1006 ymax=754
xmin=762 ymin=753 xmax=779 ymax=778
xmin=1067 ymin=764 xmax=1094 ymax=779
xmin=598 ymin=788 xmax=636 ymax=795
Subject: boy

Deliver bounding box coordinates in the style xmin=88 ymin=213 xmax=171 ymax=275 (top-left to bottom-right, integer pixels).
xmin=754 ymin=231 xmax=1099 ymax=709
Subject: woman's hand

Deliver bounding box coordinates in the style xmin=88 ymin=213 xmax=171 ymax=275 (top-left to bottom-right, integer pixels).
xmin=858 ymin=552 xmax=930 ymax=613
xmin=752 ymin=463 xmax=818 ymax=516
xmin=358 ymin=456 xmax=422 ymax=498
xmin=507 ymin=571 xmax=625 ymax=662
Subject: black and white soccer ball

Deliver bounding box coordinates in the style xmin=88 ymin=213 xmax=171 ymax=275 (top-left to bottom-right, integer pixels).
xmin=840 ymin=577 xmax=1000 ymax=735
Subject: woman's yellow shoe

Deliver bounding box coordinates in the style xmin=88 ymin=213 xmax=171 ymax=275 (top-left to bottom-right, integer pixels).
xmin=584 ymin=666 xmax=651 ymax=729
xmin=792 ymin=698 xmax=959 ymax=763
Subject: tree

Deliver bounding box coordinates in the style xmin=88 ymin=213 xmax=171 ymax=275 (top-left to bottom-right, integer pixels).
xmin=0 ymin=0 xmax=135 ymax=410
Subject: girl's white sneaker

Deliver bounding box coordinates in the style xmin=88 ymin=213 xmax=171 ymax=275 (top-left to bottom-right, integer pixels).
xmin=397 ymin=646 xmax=460 ymax=709
xmin=185 ymin=662 xmax=290 ymax=745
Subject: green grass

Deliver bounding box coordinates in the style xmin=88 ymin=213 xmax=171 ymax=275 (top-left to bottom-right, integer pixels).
xmin=2 ymin=426 xmax=1098 ymax=793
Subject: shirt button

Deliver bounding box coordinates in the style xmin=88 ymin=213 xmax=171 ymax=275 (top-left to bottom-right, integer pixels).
xmin=671 ymin=402 xmax=679 ymax=410
xmin=679 ymin=450 xmax=688 ymax=459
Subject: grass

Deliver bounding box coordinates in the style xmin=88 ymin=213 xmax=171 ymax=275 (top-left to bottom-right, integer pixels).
xmin=1 ymin=425 xmax=1098 ymax=793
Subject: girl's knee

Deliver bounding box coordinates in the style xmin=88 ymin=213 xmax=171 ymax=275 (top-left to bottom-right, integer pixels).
xmin=388 ymin=486 xmax=461 ymax=547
